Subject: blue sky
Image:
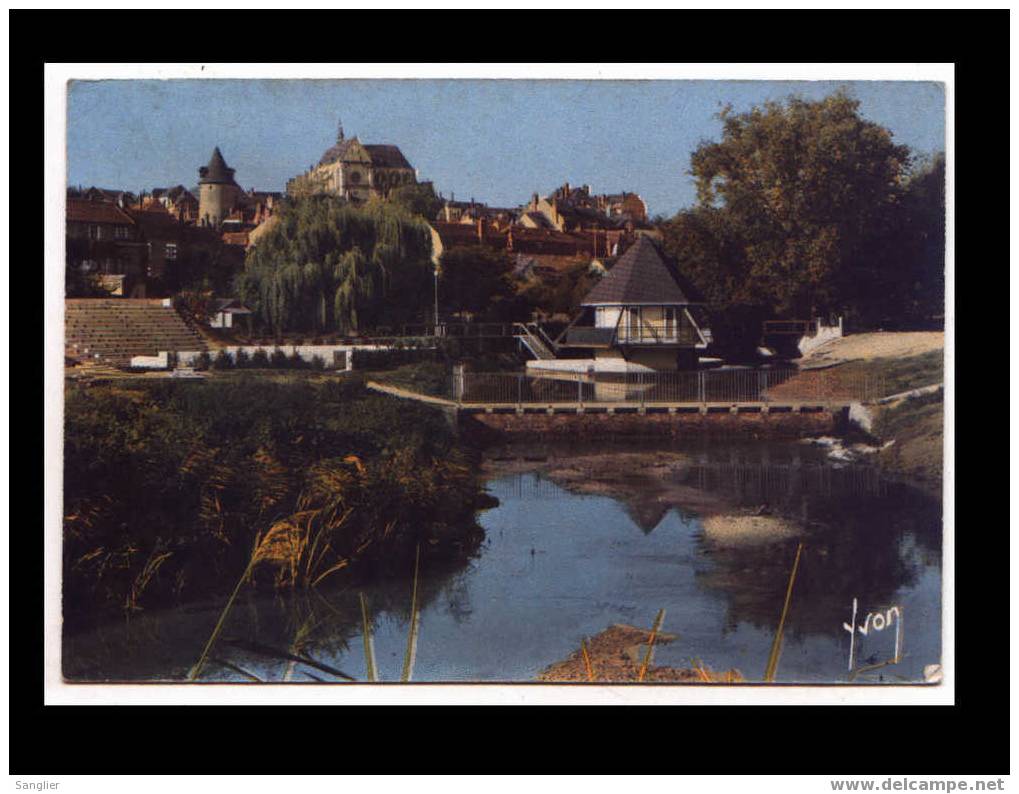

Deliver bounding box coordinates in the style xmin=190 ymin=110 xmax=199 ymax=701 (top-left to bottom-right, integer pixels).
xmin=67 ymin=79 xmax=944 ymax=218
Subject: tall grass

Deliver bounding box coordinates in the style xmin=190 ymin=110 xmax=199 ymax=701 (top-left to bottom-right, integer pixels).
xmin=360 ymin=592 xmax=378 ymax=683
xmin=357 ymin=544 xmax=422 ymax=683
xmin=763 ymin=542 xmax=804 ymax=683
xmin=401 ymin=544 xmax=422 ymax=683
xmin=637 ymin=609 xmax=666 ymax=682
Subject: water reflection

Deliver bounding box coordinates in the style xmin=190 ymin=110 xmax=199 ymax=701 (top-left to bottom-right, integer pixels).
xmin=64 ymin=439 xmax=942 ymax=684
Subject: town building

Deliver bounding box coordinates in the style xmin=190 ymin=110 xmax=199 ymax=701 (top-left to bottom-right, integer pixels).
xmin=286 ymin=124 xmax=417 ymax=202
xmin=67 ymin=186 xmax=139 ymax=208
xmin=149 ymin=185 xmax=200 ymax=223
xmin=66 ymin=197 xmax=149 ymax=297
xmin=429 ymin=217 xmax=641 ymax=290
xmin=521 ymin=182 xmax=650 ymax=233
xmin=436 ymin=196 xmax=517 ymax=226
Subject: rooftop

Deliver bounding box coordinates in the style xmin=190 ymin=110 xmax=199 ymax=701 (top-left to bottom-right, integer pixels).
xmin=67 ymin=198 xmax=137 ymax=225
xmin=581 ymin=236 xmax=693 ymax=306
xmin=198 ymin=147 xmax=237 ymax=185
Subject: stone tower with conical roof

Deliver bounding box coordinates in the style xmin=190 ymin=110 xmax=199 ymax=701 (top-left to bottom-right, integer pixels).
xmin=198 ymin=147 xmax=242 ymax=228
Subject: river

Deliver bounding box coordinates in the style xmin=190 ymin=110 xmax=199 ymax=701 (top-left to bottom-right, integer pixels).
xmin=63 ymin=439 xmax=942 ymax=684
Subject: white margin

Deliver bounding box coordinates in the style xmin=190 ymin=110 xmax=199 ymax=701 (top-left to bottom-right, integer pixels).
xmin=41 ymin=62 xmax=954 ymax=707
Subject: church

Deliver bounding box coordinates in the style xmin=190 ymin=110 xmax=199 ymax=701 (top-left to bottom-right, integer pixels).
xmin=286 ymin=122 xmax=418 ymax=201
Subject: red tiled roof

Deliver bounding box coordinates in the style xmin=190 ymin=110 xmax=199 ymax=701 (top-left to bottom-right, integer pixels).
xmin=66 ymin=198 xmax=136 ymax=225
xmin=222 ymin=231 xmax=250 ymax=246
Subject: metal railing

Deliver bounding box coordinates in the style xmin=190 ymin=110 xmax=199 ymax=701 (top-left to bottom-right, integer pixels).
xmin=762 ymin=320 xmax=819 ymax=336
xmin=453 ymin=367 xmax=882 ymax=406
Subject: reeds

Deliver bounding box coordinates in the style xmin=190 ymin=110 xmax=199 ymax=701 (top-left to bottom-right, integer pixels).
xmin=580 ymin=639 xmax=594 ymax=682
xmin=400 ymin=543 xmax=422 ymax=683
xmin=357 ymin=543 xmax=422 ymax=683
xmin=188 ymin=534 xmax=262 ymax=681
xmin=637 ymin=608 xmax=666 ymax=682
xmin=360 ymin=592 xmax=378 ymax=683
xmin=763 ymin=542 xmax=804 ymax=683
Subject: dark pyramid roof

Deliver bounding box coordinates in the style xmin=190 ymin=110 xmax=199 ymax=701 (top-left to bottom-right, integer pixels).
xmin=364 ymin=144 xmax=412 ymax=169
xmin=581 ymin=235 xmax=692 ymax=305
xmin=198 ymin=147 xmax=237 ymax=185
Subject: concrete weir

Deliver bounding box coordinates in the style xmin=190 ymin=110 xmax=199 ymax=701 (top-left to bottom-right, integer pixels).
xmin=459 ymin=405 xmax=848 ymax=440
xmin=363 ymin=382 xmax=849 ymax=439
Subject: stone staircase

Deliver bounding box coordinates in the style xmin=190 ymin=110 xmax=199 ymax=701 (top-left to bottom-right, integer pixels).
xmin=513 ymin=323 xmax=557 ymax=361
xmin=65 ymin=299 xmax=209 ymax=368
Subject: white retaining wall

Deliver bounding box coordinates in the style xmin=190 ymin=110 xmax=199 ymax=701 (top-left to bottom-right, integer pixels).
xmin=175 ymin=344 xmax=422 ymax=371
xmin=130 ymin=352 xmax=169 ymax=369
xmin=798 ymin=316 xmax=844 ymax=357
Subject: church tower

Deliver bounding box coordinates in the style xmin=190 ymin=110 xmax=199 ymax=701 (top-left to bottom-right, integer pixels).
xmin=198 ymin=147 xmax=241 ymax=228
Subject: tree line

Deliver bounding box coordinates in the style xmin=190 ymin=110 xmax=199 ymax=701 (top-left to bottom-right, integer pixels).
xmin=658 ymin=91 xmax=944 ymax=355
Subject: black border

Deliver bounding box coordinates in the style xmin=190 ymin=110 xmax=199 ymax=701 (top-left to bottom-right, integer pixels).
xmin=11 ymin=10 xmax=1006 ymax=777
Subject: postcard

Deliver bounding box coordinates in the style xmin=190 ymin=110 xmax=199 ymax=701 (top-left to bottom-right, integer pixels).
xmin=48 ymin=65 xmax=950 ymax=701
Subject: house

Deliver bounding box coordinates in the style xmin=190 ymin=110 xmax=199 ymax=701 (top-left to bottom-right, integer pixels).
xmin=209 ymin=298 xmax=253 ymax=330
xmin=66 ymin=197 xmax=149 ymax=297
xmin=150 ymin=185 xmax=199 ymax=223
xmin=530 ymin=236 xmax=711 ymax=373
xmin=71 ymin=186 xmax=138 ymax=208
xmin=126 ymin=202 xmax=185 ymax=280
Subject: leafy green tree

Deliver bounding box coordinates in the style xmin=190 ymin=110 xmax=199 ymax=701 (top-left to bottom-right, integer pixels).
xmin=438 ymin=245 xmax=514 ymax=319
xmin=237 ymin=196 xmax=434 ymax=335
xmin=895 ymin=152 xmax=945 ymax=325
xmin=687 ymin=91 xmax=912 ymax=318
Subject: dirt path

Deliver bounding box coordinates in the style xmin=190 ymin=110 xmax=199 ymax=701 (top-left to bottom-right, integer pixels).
xmin=365 ymin=380 xmax=458 ymax=407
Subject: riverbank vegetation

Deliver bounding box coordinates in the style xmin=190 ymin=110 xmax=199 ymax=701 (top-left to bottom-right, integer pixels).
xmin=63 ymin=375 xmax=488 ymax=630
xmin=872 ymin=391 xmax=943 ymax=488
xmin=828 ymin=347 xmax=944 ymax=488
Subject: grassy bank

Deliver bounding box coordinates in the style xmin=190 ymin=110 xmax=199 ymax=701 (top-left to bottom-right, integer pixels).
xmin=834 ymin=349 xmax=944 ymax=489
xmin=63 ymin=374 xmax=487 ymax=629
xmin=871 ymin=391 xmax=944 ymax=489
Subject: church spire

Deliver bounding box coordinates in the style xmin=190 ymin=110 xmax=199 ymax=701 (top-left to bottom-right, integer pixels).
xmin=337 ymin=118 xmax=345 ymax=143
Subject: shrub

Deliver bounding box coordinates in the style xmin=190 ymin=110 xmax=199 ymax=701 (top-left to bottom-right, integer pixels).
xmin=310 ymin=355 xmax=326 ymax=371
xmin=288 ymin=351 xmax=307 ymax=369
xmin=251 ymin=348 xmax=269 ymax=368
xmin=213 ymin=350 xmax=235 ymax=370
xmin=234 ymin=348 xmax=251 ymax=369
xmin=194 ymin=351 xmax=212 ymax=371
xmin=270 ymin=348 xmax=290 ymax=369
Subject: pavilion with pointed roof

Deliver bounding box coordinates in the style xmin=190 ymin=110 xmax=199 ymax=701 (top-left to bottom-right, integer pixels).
xmin=525 ymin=235 xmax=711 ymax=373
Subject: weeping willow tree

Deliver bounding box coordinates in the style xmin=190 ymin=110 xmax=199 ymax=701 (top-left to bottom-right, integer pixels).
xmin=237 ymin=196 xmax=435 ymax=335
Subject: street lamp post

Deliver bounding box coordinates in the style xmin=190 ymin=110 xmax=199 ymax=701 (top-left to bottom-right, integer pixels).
xmin=433 ymin=266 xmax=439 ymax=336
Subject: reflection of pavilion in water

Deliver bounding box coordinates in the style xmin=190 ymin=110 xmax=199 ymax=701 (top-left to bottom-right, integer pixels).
xmin=679 ymin=459 xmax=888 ymax=504
xmin=500 ymin=455 xmax=886 ymax=509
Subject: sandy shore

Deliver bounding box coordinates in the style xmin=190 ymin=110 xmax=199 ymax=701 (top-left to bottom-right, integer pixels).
xmin=701 ymin=514 xmax=802 ymax=547
xmin=802 ymin=331 xmax=944 ymax=364
xmin=537 ymin=624 xmax=744 ymax=683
